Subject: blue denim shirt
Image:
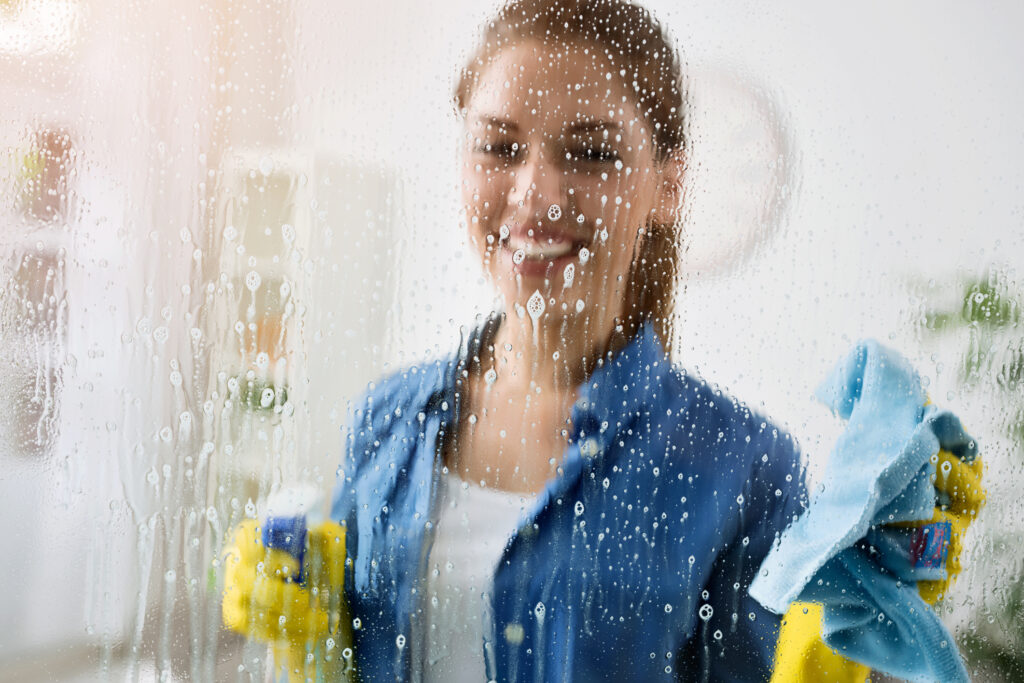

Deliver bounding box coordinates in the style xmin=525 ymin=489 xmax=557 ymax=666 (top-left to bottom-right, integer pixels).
xmin=331 ymin=320 xmax=808 ymax=682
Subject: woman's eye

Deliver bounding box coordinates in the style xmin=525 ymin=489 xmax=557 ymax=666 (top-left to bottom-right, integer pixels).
xmin=475 ymin=142 xmax=520 ymax=159
xmin=568 ymin=146 xmax=620 ymax=163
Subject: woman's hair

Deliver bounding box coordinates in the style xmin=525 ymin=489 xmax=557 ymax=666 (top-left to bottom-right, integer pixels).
xmin=453 ymin=0 xmax=688 ymax=347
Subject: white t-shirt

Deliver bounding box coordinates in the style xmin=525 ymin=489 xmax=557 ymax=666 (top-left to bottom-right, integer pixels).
xmin=421 ymin=472 xmax=538 ymax=683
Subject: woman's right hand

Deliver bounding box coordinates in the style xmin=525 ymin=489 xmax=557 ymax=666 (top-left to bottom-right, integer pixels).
xmin=222 ymin=518 xmax=356 ymax=681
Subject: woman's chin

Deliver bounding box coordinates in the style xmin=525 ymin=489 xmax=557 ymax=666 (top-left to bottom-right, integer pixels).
xmin=496 ymin=285 xmax=589 ymax=322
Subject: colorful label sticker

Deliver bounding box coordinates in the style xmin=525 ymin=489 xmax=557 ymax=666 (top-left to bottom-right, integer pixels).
xmin=910 ymin=521 xmax=952 ymax=570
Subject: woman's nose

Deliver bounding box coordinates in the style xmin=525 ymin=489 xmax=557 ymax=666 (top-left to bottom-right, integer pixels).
xmin=507 ymin=151 xmax=565 ymax=221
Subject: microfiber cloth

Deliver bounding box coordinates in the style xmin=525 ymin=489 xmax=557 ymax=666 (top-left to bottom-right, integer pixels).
xmin=749 ymin=340 xmax=976 ymax=683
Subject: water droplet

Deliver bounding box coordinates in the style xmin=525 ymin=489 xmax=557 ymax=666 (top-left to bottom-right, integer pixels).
xmin=245 ymin=271 xmax=261 ymax=291
xmin=258 ymin=156 xmax=274 ymax=176
xmin=526 ymin=290 xmax=545 ymax=321
xmin=578 ymin=247 xmax=590 ymax=264
xmin=699 ymin=604 xmax=714 ymax=621
xmin=396 ymin=634 xmax=406 ymax=649
xmin=574 ymin=501 xmax=585 ymax=516
xmin=260 ymin=388 xmax=275 ymax=408
xmin=563 ymin=263 xmax=575 ymax=287
xmin=512 ymin=249 xmax=525 ymax=265
xmin=547 ymin=204 xmax=562 ymax=220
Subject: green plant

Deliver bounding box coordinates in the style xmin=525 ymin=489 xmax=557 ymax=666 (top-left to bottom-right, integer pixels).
xmin=917 ymin=267 xmax=1024 ymax=681
xmin=233 ymin=374 xmax=289 ymax=413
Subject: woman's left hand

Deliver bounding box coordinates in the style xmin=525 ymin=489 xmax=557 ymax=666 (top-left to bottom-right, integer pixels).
xmin=891 ymin=444 xmax=986 ymax=604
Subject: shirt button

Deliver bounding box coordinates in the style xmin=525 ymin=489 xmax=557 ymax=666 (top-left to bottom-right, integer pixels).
xmin=504 ymin=623 xmax=525 ymax=644
xmin=580 ymin=438 xmax=601 ymax=458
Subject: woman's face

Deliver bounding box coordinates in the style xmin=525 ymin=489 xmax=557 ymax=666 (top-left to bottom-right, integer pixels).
xmin=460 ymin=40 xmax=676 ymax=329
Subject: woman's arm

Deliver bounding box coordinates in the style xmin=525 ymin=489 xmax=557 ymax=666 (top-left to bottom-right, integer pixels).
xmin=676 ymin=423 xmax=808 ymax=681
xmin=769 ymin=444 xmax=985 ymax=682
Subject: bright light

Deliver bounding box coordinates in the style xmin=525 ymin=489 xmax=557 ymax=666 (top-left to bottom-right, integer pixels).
xmin=0 ymin=0 xmax=82 ymax=57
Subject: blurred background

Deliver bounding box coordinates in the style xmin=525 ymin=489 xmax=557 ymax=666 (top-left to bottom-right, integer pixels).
xmin=0 ymin=0 xmax=1021 ymax=680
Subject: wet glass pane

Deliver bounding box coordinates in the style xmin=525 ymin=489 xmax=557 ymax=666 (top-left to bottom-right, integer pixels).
xmin=1 ymin=1 xmax=1021 ymax=681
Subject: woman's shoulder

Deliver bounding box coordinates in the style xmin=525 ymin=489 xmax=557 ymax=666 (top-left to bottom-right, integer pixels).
xmin=658 ymin=363 xmax=804 ymax=479
xmin=346 ymin=356 xmax=454 ymax=432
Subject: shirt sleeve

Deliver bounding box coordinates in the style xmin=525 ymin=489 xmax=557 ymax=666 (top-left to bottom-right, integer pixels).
xmin=678 ymin=426 xmax=808 ymax=682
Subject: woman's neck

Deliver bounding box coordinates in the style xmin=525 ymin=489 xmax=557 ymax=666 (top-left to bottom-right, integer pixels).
xmin=481 ymin=308 xmax=636 ymax=396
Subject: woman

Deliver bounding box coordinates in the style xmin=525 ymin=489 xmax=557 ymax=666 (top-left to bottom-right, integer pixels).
xmin=223 ymin=1 xmax=982 ymax=681
xmin=337 ymin=1 xmax=796 ymax=678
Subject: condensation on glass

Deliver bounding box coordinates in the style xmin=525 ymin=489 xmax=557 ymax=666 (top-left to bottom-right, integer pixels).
xmin=0 ymin=1 xmax=1022 ymax=682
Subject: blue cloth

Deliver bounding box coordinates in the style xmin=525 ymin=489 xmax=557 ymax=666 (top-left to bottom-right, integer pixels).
xmin=749 ymin=339 xmax=975 ymax=683
xmin=331 ymin=318 xmax=808 ymax=682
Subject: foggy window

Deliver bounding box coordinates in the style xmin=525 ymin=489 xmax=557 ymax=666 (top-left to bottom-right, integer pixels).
xmin=1 ymin=1 xmax=1021 ymax=682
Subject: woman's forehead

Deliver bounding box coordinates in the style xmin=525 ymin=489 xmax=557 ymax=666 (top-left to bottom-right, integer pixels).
xmin=466 ymin=41 xmax=643 ymax=133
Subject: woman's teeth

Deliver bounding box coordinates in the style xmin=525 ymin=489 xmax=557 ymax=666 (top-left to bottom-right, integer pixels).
xmin=506 ymin=236 xmax=575 ymax=260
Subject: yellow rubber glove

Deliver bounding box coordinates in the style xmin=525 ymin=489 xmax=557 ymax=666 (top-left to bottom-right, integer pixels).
xmin=897 ymin=447 xmax=986 ymax=605
xmin=772 ymin=602 xmax=870 ymax=683
xmin=222 ymin=518 xmax=356 ymax=682
xmin=771 ymin=402 xmax=986 ymax=683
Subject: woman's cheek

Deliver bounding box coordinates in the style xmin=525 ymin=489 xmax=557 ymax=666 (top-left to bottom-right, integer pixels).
xmin=468 ymin=173 xmax=503 ymax=221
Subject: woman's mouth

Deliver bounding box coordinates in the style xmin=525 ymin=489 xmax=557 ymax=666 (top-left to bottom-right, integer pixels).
xmin=506 ymin=235 xmax=576 ymax=261
xmin=496 ymin=228 xmax=588 ymax=278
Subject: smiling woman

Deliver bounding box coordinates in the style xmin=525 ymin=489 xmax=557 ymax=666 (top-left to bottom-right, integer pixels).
xmin=217 ymin=1 xmax=985 ymax=682
xmin=450 ymin=35 xmax=685 ymax=494
xmin=456 ymin=14 xmax=685 ymax=348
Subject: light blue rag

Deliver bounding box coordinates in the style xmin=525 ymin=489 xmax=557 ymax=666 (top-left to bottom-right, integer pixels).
xmin=749 ymin=339 xmax=977 ymax=683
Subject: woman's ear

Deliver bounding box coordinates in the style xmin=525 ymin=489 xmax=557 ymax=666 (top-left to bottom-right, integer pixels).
xmin=651 ymin=147 xmax=686 ymax=226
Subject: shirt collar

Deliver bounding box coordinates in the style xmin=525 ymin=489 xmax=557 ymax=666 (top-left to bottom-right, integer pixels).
xmin=429 ymin=316 xmax=673 ymax=455
xmin=571 ymin=320 xmax=672 ymax=439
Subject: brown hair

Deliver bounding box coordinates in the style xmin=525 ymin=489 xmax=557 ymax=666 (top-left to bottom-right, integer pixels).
xmin=453 ymin=0 xmax=687 ymax=347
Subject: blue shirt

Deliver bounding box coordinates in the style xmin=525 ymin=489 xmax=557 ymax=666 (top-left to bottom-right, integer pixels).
xmin=331 ymin=320 xmax=808 ymax=682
